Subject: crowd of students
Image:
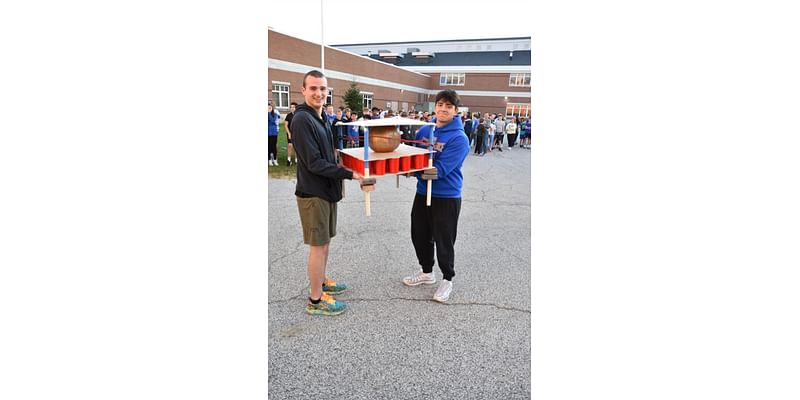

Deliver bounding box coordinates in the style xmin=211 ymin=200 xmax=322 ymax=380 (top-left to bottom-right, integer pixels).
xmin=268 ymin=102 xmax=531 ymax=167
xmin=462 ymin=112 xmax=531 ymax=156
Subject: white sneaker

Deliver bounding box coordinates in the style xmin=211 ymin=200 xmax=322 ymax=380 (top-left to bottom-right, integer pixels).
xmin=433 ymin=279 xmax=453 ymax=303
xmin=402 ymin=270 xmax=436 ymax=286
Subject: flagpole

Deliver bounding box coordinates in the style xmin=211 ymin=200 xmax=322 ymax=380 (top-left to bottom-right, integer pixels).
xmin=320 ymin=0 xmax=324 ymax=73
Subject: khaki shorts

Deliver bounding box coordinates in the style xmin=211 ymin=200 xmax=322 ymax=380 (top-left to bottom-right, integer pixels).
xmin=296 ymin=196 xmax=337 ymax=246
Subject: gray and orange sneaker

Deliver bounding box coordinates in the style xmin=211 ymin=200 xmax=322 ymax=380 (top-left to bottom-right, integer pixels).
xmin=322 ymin=278 xmax=347 ymax=295
xmin=306 ymin=293 xmax=347 ymax=316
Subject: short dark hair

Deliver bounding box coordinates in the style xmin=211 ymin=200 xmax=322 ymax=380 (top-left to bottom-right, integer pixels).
xmin=290 ymin=101 xmax=298 ymax=106
xmin=434 ymin=90 xmax=460 ymax=108
xmin=302 ymin=69 xmax=325 ymax=88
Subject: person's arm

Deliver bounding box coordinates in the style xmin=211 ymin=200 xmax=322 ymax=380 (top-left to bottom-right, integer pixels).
xmin=284 ymin=117 xmax=291 ymax=140
xmin=292 ymin=116 xmax=354 ymax=180
xmin=414 ymin=125 xmax=432 ymax=148
xmin=430 ymin=135 xmax=469 ymax=179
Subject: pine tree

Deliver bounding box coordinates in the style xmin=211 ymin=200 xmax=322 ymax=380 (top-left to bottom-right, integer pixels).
xmin=342 ymin=82 xmax=363 ymax=115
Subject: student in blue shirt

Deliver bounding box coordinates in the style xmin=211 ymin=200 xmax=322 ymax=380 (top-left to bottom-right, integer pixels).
xmin=401 ymin=90 xmax=470 ymax=303
xmin=268 ymin=102 xmax=280 ymax=166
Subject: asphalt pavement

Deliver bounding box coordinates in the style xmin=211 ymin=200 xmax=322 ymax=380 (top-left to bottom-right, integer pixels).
xmin=268 ymin=143 xmax=531 ymax=399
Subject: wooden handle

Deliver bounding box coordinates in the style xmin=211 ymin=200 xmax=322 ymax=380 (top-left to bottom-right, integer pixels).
xmin=426 ymin=158 xmax=433 ymax=206
xmin=364 ymin=169 xmax=371 ymax=216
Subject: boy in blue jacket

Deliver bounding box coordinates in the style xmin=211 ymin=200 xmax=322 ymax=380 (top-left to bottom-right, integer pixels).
xmin=401 ymin=90 xmax=469 ymax=303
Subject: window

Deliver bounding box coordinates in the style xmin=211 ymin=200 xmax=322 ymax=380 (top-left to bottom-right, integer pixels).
xmin=361 ymin=92 xmax=373 ymax=110
xmin=505 ymin=103 xmax=531 ymax=118
xmin=508 ymin=73 xmax=531 ymax=87
xmin=272 ymin=82 xmax=290 ymax=108
xmin=439 ymin=73 xmax=465 ymax=86
xmin=326 ymin=88 xmax=334 ymax=107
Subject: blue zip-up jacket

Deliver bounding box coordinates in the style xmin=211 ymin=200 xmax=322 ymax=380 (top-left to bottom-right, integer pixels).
xmin=268 ymin=111 xmax=280 ymax=136
xmin=414 ymin=117 xmax=469 ymax=198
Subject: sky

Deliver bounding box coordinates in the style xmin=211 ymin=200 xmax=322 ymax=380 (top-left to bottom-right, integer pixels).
xmin=268 ymin=0 xmax=531 ymax=46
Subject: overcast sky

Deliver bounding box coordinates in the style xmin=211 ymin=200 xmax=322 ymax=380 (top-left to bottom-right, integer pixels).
xmin=268 ymin=0 xmax=532 ymax=45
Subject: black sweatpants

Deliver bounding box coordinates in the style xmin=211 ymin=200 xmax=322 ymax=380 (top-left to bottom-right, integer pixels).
xmin=507 ymin=133 xmax=518 ymax=147
xmin=411 ymin=194 xmax=461 ymax=281
xmin=474 ymin=133 xmax=484 ymax=154
xmin=268 ymin=136 xmax=278 ymax=160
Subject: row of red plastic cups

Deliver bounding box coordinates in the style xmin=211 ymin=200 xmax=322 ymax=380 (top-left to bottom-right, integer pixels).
xmin=341 ymin=154 xmax=428 ymax=175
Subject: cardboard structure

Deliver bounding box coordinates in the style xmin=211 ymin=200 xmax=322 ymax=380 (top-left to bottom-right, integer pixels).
xmin=338 ymin=116 xmax=437 ymax=216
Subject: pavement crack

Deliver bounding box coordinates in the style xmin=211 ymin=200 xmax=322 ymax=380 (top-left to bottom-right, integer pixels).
xmin=268 ymin=295 xmax=530 ymax=314
xmin=447 ymin=301 xmax=531 ymax=314
xmin=268 ymin=240 xmax=305 ymax=267
xmin=346 ymin=297 xmax=530 ymax=314
xmin=268 ymin=287 xmax=307 ymax=305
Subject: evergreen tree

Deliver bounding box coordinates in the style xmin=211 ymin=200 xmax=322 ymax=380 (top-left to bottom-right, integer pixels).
xmin=343 ymin=82 xmax=363 ymax=115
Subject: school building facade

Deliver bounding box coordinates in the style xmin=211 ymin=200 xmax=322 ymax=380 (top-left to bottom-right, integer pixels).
xmin=268 ymin=28 xmax=531 ymax=118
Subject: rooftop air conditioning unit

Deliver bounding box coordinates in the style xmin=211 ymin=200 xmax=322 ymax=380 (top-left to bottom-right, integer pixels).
xmin=378 ymin=49 xmax=403 ymax=64
xmin=411 ymin=51 xmax=433 ymax=64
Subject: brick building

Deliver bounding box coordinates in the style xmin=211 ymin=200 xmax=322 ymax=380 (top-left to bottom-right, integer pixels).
xmin=268 ymin=28 xmax=531 ymax=118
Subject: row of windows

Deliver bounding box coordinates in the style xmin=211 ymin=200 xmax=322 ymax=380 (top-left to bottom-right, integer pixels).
xmin=505 ymin=103 xmax=531 ymax=118
xmin=508 ymin=73 xmax=531 ymax=87
xmin=439 ymin=72 xmax=531 ymax=87
xmin=440 ymin=73 xmax=465 ymax=86
xmin=274 ymin=72 xmax=531 ymax=106
xmin=272 ymin=83 xmax=373 ymax=110
xmin=272 ymin=83 xmax=528 ymax=116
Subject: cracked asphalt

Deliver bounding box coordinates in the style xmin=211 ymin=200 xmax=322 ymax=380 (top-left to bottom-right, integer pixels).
xmin=268 ymin=146 xmax=531 ymax=399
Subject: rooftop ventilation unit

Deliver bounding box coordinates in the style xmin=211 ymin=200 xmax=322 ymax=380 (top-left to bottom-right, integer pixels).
xmin=378 ymin=49 xmax=403 ymax=64
xmin=411 ymin=51 xmax=433 ymax=64
xmin=379 ymin=51 xmax=403 ymax=58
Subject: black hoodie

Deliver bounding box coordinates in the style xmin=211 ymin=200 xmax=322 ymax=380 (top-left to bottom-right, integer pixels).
xmin=289 ymin=103 xmax=353 ymax=202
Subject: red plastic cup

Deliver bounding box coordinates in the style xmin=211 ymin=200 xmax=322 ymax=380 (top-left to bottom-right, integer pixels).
xmin=370 ymin=159 xmax=385 ymax=176
xmin=387 ymin=157 xmax=399 ymax=173
xmin=412 ymin=154 xmax=427 ymax=169
xmin=400 ymin=156 xmax=411 ymax=171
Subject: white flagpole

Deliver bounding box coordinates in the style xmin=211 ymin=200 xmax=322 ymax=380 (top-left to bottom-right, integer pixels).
xmin=320 ymin=0 xmax=324 ymax=73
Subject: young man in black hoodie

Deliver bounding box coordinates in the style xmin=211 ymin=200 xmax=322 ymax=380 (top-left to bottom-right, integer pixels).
xmin=290 ymin=70 xmax=364 ymax=316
